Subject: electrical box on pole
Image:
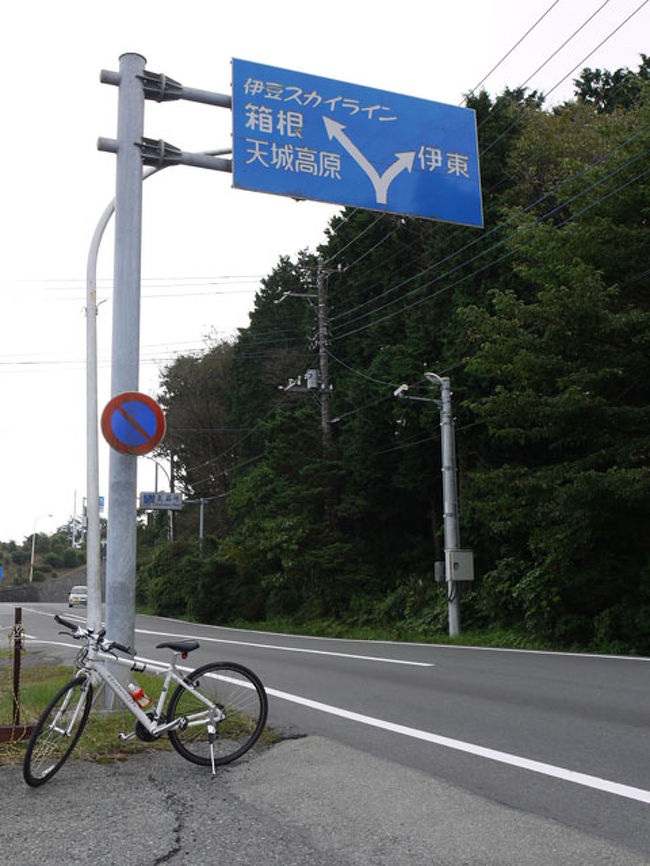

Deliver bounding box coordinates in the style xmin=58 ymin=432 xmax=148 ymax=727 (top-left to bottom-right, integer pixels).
xmin=445 ymin=549 xmax=474 ymax=582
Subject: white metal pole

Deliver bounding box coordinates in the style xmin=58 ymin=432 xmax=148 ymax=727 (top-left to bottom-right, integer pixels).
xmin=29 ymin=532 xmax=37 ymax=584
xmin=86 ymin=197 xmax=115 ymax=631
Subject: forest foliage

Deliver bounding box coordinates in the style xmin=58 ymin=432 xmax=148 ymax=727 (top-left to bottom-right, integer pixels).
xmin=136 ymin=59 xmax=650 ymax=652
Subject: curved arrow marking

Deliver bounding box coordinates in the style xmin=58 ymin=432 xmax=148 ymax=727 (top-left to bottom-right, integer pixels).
xmin=323 ymin=116 xmax=415 ymax=205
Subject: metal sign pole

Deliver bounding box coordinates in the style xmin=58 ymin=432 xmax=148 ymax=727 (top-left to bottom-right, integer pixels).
xmin=105 ymin=53 xmax=146 ymax=652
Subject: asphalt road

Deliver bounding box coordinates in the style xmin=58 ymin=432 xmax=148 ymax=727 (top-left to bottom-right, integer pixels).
xmin=2 ymin=601 xmax=649 ymax=864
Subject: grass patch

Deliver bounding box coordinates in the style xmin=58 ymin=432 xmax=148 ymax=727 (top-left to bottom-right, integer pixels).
xmin=223 ymin=616 xmax=575 ymax=652
xmin=0 ymin=662 xmax=172 ymax=765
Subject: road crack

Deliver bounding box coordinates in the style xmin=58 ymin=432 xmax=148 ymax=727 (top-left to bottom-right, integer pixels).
xmin=149 ymin=774 xmax=185 ymax=864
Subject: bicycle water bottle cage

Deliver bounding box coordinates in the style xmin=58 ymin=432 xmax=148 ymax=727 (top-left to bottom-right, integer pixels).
xmin=155 ymin=640 xmax=200 ymax=659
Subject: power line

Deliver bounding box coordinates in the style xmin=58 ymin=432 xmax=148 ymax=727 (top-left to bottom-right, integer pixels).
xmin=320 ymin=2 xmax=648 ymax=307
xmin=518 ymin=0 xmax=613 ymax=94
xmin=330 ymin=124 xmax=650 ymax=335
xmin=478 ymin=0 xmax=650 ymax=160
xmin=325 ymin=347 xmax=400 ymax=388
xmin=333 ymin=157 xmax=650 ymax=340
xmin=464 ymin=0 xmax=563 ymax=100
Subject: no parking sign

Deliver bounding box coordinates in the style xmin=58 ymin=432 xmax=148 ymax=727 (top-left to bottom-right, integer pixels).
xmin=101 ymin=392 xmax=166 ymax=456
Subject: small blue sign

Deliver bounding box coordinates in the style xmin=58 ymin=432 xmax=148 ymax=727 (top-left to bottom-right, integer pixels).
xmin=232 ymin=59 xmax=483 ymax=227
xmin=139 ymin=491 xmax=183 ymax=511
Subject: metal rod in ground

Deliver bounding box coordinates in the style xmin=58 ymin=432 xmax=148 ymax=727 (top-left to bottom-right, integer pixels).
xmin=12 ymin=607 xmax=23 ymax=728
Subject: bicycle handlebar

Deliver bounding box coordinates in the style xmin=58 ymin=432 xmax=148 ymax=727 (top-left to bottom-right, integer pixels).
xmin=111 ymin=640 xmax=134 ymax=655
xmin=53 ymin=614 xmax=134 ymax=655
xmin=54 ymin=613 xmax=80 ymax=632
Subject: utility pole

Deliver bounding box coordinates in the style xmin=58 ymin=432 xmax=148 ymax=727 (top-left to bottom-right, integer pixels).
xmin=394 ymin=374 xmax=471 ymax=637
xmin=317 ymin=259 xmax=333 ymax=452
xmin=424 ymin=372 xmax=461 ymax=636
xmin=276 ymin=258 xmax=333 ymax=452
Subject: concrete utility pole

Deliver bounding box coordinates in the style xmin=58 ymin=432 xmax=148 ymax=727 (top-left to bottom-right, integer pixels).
xmin=316 ymin=259 xmax=333 ymax=452
xmin=276 ymin=259 xmax=333 ymax=452
xmin=424 ymin=372 xmax=461 ymax=636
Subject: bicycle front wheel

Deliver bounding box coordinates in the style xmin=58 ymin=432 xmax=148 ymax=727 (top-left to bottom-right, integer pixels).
xmin=167 ymin=662 xmax=268 ymax=767
xmin=23 ymin=675 xmax=93 ymax=787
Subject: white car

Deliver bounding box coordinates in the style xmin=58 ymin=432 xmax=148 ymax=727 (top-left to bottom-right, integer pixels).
xmin=68 ymin=585 xmax=87 ymax=607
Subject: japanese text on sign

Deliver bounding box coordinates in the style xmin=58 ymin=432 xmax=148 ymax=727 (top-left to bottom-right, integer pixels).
xmin=232 ymin=59 xmax=483 ymax=226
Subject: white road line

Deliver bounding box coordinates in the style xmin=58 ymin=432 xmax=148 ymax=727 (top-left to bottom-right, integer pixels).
xmin=12 ymin=606 xmax=649 ymax=662
xmin=265 ymin=686 xmax=650 ymax=805
xmin=17 ymin=626 xmax=650 ymax=803
xmin=135 ymin=627 xmax=434 ymax=667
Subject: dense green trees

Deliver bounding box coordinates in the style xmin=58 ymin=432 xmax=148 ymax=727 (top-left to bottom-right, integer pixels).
xmin=138 ymin=61 xmax=650 ymax=651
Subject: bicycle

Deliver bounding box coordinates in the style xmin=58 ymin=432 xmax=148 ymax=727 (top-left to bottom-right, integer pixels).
xmin=23 ymin=614 xmax=268 ymax=787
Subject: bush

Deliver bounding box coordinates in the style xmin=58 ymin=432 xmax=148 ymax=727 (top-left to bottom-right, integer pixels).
xmin=62 ymin=548 xmax=81 ymax=568
xmin=45 ymin=552 xmax=63 ymax=569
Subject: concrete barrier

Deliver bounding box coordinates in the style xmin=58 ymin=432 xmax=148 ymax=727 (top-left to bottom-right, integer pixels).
xmin=0 ymin=567 xmax=90 ymax=604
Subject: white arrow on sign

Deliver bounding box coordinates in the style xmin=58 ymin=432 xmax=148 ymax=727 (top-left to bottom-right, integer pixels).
xmin=323 ymin=117 xmax=415 ymax=205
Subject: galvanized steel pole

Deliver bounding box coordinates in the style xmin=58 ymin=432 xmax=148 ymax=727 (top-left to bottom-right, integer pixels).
xmin=105 ymin=53 xmax=146 ymax=652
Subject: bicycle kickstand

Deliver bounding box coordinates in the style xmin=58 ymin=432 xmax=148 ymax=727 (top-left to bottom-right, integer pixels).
xmin=207 ymin=723 xmax=217 ymax=777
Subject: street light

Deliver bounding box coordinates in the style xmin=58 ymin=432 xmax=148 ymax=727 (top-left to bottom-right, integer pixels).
xmin=394 ymin=375 xmax=468 ymax=636
xmin=424 ymin=372 xmax=462 ymax=636
xmin=142 ymin=455 xmax=174 ymax=542
xmin=29 ymin=514 xmax=52 ymax=583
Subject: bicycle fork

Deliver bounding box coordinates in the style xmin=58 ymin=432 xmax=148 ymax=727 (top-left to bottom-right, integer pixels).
xmin=51 ymin=682 xmax=89 ymax=737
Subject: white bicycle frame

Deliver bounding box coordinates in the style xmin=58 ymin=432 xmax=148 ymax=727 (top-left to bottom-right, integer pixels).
xmin=77 ymin=643 xmax=225 ymax=741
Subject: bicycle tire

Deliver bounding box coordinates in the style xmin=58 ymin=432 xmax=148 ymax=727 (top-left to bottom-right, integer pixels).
xmin=23 ymin=675 xmax=93 ymax=787
xmin=167 ymin=661 xmax=268 ymax=767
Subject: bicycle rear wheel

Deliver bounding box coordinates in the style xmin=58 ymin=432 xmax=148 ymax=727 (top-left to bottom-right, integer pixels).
xmin=167 ymin=662 xmax=268 ymax=767
xmin=23 ymin=675 xmax=93 ymax=787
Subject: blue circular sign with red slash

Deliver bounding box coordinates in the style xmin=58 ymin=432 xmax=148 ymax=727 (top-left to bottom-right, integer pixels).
xmin=101 ymin=391 xmax=166 ymax=456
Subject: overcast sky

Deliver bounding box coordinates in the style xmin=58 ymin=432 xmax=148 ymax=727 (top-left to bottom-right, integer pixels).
xmin=0 ymin=0 xmax=647 ymax=545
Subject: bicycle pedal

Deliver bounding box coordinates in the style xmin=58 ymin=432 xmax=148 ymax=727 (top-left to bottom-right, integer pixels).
xmin=118 ymin=731 xmax=136 ymax=742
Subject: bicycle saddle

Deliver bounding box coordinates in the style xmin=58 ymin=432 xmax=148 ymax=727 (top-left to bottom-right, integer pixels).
xmin=155 ymin=640 xmax=200 ymax=653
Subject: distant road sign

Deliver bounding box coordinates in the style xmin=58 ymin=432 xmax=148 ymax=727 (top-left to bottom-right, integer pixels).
xmin=101 ymin=392 xmax=166 ymax=456
xmin=139 ymin=491 xmax=183 ymax=511
xmin=232 ymin=58 xmax=483 ymax=227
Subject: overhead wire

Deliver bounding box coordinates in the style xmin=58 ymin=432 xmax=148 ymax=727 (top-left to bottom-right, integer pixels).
xmin=325 ymin=0 xmax=647 ymax=321
xmin=334 ymin=157 xmax=650 ymax=340
xmin=330 ymin=121 xmax=650 ymax=337
xmin=464 ymin=0 xmax=563 ymax=101
xmin=320 ymin=1 xmax=572 ymax=272
xmin=314 ymin=0 xmax=625 ymax=297
xmin=479 ymin=0 xmax=649 ymax=160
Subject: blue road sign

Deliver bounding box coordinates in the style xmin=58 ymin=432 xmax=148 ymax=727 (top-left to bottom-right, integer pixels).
xmin=139 ymin=491 xmax=183 ymax=511
xmin=101 ymin=392 xmax=166 ymax=456
xmin=232 ymin=59 xmax=483 ymax=227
